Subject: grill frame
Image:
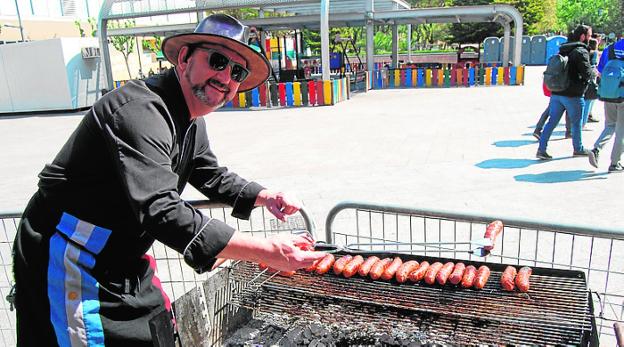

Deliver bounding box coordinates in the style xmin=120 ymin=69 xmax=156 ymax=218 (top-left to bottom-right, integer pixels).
xmin=229 ymin=250 xmax=596 ymax=346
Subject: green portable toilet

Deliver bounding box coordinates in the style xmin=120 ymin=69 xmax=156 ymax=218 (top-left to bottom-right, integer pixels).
xmin=483 ymin=37 xmax=500 ymax=63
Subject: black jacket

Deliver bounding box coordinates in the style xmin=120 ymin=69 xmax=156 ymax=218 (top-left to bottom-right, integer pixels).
xmin=31 ymin=69 xmax=263 ymax=274
xmin=553 ymin=42 xmax=594 ymax=97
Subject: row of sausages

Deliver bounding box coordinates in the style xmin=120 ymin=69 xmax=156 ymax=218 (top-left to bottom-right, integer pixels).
xmin=301 ymin=254 xmax=532 ymax=292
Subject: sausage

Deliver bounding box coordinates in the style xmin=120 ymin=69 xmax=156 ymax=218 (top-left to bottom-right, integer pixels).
xmin=449 ymin=263 xmax=466 ymax=285
xmin=342 ymin=255 xmax=365 ymax=278
xmin=395 ymin=261 xmax=419 ymax=283
xmin=473 ymin=265 xmax=491 ymax=289
xmin=515 ymin=266 xmax=532 ymax=292
xmin=358 ymin=256 xmax=380 ymax=277
xmin=484 ymin=220 xmax=503 ymax=251
xmin=424 ymin=262 xmax=444 ymax=285
xmin=436 ymin=262 xmax=455 ymax=285
xmin=381 ymin=257 xmax=403 ymax=280
xmin=314 ymin=254 xmax=336 ymax=275
xmin=369 ymin=258 xmax=393 ymax=280
xmin=409 ymin=261 xmax=430 ymax=282
xmin=258 ymin=263 xmax=295 ymax=277
xmin=304 ymin=260 xmax=320 ymax=272
xmin=461 ymin=265 xmax=478 ymax=288
xmin=333 ymin=255 xmax=353 ymax=275
xmin=500 ymin=266 xmax=517 ymax=291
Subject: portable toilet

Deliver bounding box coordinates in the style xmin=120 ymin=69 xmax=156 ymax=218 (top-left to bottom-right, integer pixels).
xmin=499 ymin=36 xmax=515 ymax=64
xmin=483 ymin=37 xmax=500 ymax=63
xmin=545 ymin=36 xmax=567 ymax=60
xmin=521 ymin=36 xmax=531 ymax=64
xmin=530 ymin=35 xmax=547 ymax=65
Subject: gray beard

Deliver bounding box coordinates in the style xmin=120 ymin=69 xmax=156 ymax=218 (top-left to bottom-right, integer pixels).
xmin=192 ymin=84 xmax=227 ymax=109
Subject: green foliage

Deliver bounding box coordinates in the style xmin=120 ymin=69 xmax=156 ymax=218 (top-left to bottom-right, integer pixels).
xmin=74 ymin=20 xmax=85 ymax=37
xmin=87 ymin=17 xmax=97 ymax=37
xmin=142 ymin=36 xmax=163 ymax=54
xmin=556 ymin=0 xmax=621 ymax=34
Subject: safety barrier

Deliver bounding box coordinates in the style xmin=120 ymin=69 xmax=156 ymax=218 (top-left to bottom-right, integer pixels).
xmin=372 ymin=65 xmax=525 ymax=89
xmin=225 ymin=77 xmax=350 ymax=109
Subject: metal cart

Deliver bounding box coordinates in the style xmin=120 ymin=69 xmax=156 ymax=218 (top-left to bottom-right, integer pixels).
xmin=324 ymin=200 xmax=624 ymax=346
xmin=0 ymin=200 xmax=315 ymax=347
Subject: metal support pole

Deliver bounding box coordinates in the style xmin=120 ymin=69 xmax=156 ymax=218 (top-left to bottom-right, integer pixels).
xmin=407 ymin=24 xmax=412 ymax=62
xmin=365 ymin=0 xmax=375 ymax=74
xmin=502 ymin=21 xmax=510 ymax=67
xmin=98 ymin=18 xmax=114 ymax=90
xmin=391 ymin=24 xmax=398 ymax=68
xmin=320 ymin=0 xmax=330 ymax=80
xmin=512 ymin=15 xmax=523 ymax=66
xmin=136 ymin=37 xmax=143 ymax=78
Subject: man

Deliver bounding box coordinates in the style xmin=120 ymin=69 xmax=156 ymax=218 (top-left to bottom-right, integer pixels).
xmin=537 ymin=25 xmax=594 ymax=160
xmin=13 ymin=14 xmax=326 ymax=346
xmin=588 ymin=36 xmax=624 ymax=172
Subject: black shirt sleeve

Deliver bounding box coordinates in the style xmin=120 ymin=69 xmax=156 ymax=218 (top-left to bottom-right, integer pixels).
xmin=574 ymin=48 xmax=593 ymax=82
xmin=95 ymin=96 xmax=234 ymax=273
xmin=188 ymin=119 xmax=265 ymax=220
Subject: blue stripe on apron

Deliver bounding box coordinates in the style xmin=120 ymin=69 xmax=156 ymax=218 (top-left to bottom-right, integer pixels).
xmin=48 ymin=213 xmax=111 ymax=346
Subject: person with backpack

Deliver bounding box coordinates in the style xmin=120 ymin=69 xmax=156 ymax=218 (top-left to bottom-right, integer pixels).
xmin=538 ymin=25 xmax=594 ymax=160
xmin=588 ymin=37 xmax=624 ymax=172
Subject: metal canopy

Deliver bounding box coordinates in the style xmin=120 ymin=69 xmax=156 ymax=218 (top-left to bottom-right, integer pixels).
xmin=98 ymin=1 xmax=522 ymax=90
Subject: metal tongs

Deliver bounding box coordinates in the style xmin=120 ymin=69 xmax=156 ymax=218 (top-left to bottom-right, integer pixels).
xmin=313 ymin=220 xmax=504 ymax=258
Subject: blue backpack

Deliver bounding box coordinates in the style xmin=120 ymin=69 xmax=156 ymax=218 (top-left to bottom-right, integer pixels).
xmin=598 ymin=45 xmax=624 ymax=103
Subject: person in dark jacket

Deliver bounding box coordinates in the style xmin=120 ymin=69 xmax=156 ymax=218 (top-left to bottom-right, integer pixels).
xmin=537 ymin=25 xmax=594 ymax=159
xmin=12 ymin=14 xmax=326 ymax=346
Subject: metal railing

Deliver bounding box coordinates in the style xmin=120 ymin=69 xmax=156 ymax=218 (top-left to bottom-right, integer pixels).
xmin=325 ymin=200 xmax=624 ymax=346
xmin=0 ymin=200 xmax=314 ymax=347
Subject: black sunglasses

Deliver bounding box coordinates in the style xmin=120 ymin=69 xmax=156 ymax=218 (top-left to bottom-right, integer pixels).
xmin=195 ymin=47 xmax=250 ymax=83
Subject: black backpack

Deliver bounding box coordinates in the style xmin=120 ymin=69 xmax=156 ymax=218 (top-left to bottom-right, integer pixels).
xmin=543 ymin=53 xmax=570 ymax=92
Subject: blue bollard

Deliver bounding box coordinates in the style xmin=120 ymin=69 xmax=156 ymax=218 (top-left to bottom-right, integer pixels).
xmin=469 ymin=68 xmax=475 ymax=86
xmin=285 ymin=82 xmax=294 ymax=106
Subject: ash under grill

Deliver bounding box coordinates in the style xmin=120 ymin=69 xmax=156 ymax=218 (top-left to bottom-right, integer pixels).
xmin=226 ymin=252 xmax=595 ymax=346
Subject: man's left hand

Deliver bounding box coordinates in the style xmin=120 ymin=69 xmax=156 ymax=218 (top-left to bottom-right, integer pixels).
xmin=255 ymin=190 xmax=301 ymax=222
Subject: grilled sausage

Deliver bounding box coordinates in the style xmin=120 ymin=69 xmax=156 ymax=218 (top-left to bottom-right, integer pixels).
xmin=381 ymin=257 xmax=403 ymax=281
xmin=515 ymin=266 xmax=532 ymax=292
xmin=461 ymin=265 xmax=478 ymax=288
xmin=358 ymin=256 xmax=380 ymax=277
xmin=409 ymin=261 xmax=430 ymax=282
xmin=258 ymin=263 xmax=295 ymax=277
xmin=342 ymin=255 xmax=365 ymax=278
xmin=424 ymin=262 xmax=444 ymax=285
xmin=314 ymin=254 xmax=336 ymax=275
xmin=500 ymin=266 xmax=517 ymax=291
xmin=304 ymin=260 xmax=320 ymax=272
xmin=395 ymin=261 xmax=419 ymax=283
xmin=449 ymin=263 xmax=466 ymax=285
xmin=369 ymin=258 xmax=393 ymax=280
xmin=473 ymin=265 xmax=491 ymax=289
xmin=484 ymin=220 xmax=503 ymax=251
xmin=436 ymin=262 xmax=456 ymax=285
xmin=333 ymin=255 xmax=353 ymax=276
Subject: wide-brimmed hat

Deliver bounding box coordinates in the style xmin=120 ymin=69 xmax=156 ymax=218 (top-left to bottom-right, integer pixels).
xmin=162 ymin=14 xmax=271 ymax=92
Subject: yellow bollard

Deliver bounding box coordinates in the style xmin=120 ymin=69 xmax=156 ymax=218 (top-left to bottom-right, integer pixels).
xmin=485 ymin=67 xmax=492 ymax=86
xmin=394 ymin=69 xmax=400 ymax=87
xmin=497 ymin=67 xmax=504 ymax=85
xmin=425 ymin=69 xmax=432 ymax=87
xmin=293 ymin=82 xmax=302 ymax=106
xmin=238 ymin=92 xmax=246 ymax=108
xmin=323 ymin=80 xmax=332 ymax=105
xmin=517 ymin=65 xmax=525 ymax=85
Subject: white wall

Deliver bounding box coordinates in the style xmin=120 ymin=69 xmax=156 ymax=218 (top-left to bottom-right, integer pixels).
xmin=0 ymin=37 xmax=105 ymax=113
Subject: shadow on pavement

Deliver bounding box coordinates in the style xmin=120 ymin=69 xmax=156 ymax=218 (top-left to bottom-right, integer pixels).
xmin=476 ymin=158 xmax=561 ymax=169
xmin=493 ymin=140 xmax=536 ymax=148
xmin=514 ymin=170 xmax=608 ymax=183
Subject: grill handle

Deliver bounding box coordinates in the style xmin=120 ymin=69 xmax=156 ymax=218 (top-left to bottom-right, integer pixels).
xmin=615 ymin=322 xmax=624 ymax=347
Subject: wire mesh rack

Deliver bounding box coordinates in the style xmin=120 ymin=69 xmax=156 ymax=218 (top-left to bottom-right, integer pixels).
xmin=0 ymin=199 xmax=314 ymax=347
xmin=324 ymin=200 xmax=624 ymax=346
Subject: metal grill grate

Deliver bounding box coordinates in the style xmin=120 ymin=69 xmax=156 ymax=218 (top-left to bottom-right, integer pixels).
xmin=230 ymin=254 xmax=594 ymax=346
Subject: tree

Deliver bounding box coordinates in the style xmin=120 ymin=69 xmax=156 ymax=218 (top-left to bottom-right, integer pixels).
xmin=556 ymin=0 xmax=621 ymax=33
xmin=108 ymin=20 xmax=136 ymax=80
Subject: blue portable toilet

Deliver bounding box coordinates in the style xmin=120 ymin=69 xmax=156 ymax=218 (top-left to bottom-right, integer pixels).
xmin=545 ymin=36 xmax=567 ymax=61
xmin=499 ymin=36 xmax=515 ymax=64
xmin=530 ymin=35 xmax=547 ymax=65
xmin=483 ymin=37 xmax=500 ymax=63
xmin=521 ymin=36 xmax=531 ymax=64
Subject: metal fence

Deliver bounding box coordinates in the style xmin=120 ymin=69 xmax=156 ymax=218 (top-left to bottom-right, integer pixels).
xmin=0 ymin=200 xmax=314 ymax=347
xmin=325 ymin=200 xmax=624 ymax=346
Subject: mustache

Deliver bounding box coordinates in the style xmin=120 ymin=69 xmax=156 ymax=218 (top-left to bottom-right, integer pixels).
xmin=192 ymin=79 xmax=230 ymax=94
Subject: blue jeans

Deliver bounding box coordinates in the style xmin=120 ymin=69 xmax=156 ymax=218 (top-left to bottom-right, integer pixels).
xmin=538 ymin=95 xmax=585 ymax=153
xmin=582 ymin=99 xmax=595 ymax=127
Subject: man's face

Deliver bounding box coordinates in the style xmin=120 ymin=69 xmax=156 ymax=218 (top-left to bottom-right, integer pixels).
xmin=181 ymin=44 xmax=247 ymax=111
xmin=582 ymin=29 xmax=592 ymax=45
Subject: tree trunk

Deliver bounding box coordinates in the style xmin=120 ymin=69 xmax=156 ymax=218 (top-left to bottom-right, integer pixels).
xmin=123 ymin=53 xmax=132 ymax=80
